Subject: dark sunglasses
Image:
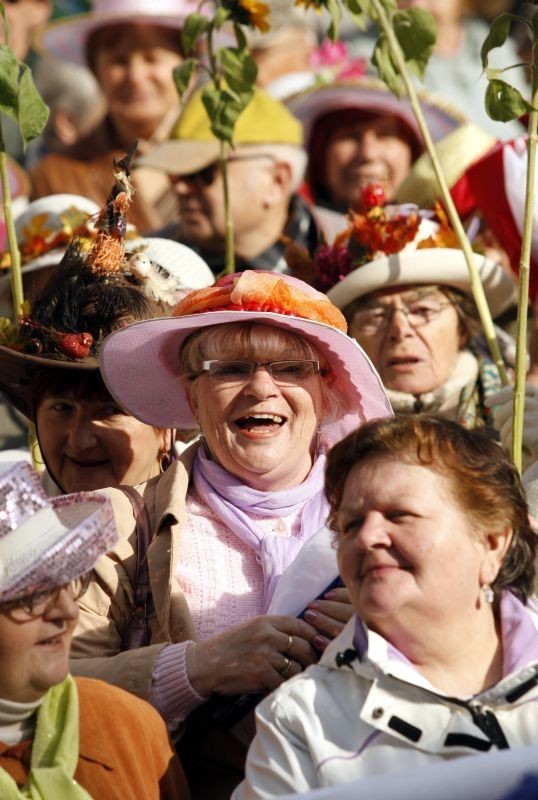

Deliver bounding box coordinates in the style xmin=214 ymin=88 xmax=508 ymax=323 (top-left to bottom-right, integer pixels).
xmin=170 ymin=153 xmax=277 ymax=188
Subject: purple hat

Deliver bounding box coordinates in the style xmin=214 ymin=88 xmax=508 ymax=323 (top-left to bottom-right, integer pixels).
xmin=287 ymin=76 xmax=466 ymax=152
xmin=39 ymin=0 xmax=202 ymax=66
xmin=100 ymin=271 xmax=393 ymax=446
xmin=0 ymin=461 xmax=117 ymax=603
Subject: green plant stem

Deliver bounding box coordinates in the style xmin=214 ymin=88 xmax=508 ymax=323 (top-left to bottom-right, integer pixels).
xmin=221 ymin=139 xmax=235 ymax=273
xmin=511 ymin=84 xmax=538 ymax=471
xmin=0 ymin=120 xmax=24 ymax=320
xmin=369 ymin=0 xmax=509 ymax=386
xmin=208 ymin=15 xmax=235 ymax=274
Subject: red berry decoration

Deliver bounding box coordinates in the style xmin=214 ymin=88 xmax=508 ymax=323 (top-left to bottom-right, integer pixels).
xmin=360 ymin=182 xmax=386 ymax=210
xmin=59 ymin=332 xmax=93 ymax=359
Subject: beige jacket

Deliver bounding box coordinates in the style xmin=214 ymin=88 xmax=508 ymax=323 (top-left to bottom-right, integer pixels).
xmin=70 ymin=445 xmax=199 ymax=699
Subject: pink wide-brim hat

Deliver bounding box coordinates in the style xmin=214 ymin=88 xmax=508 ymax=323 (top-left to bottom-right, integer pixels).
xmin=39 ymin=0 xmax=202 ymax=66
xmin=0 ymin=461 xmax=117 ymax=603
xmin=287 ymin=77 xmax=466 ymax=152
xmin=100 ymin=313 xmax=393 ymax=445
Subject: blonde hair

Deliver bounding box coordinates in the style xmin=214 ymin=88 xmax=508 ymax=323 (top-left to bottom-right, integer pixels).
xmin=180 ymin=322 xmax=345 ymax=424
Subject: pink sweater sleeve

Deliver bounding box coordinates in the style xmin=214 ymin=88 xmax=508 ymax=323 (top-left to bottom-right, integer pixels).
xmin=150 ymin=641 xmax=207 ymax=729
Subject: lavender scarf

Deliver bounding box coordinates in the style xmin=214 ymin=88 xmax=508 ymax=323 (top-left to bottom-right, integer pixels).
xmin=192 ymin=446 xmax=329 ymax=610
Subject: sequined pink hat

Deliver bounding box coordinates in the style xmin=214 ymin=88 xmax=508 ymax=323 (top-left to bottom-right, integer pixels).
xmin=0 ymin=461 xmax=118 ymax=603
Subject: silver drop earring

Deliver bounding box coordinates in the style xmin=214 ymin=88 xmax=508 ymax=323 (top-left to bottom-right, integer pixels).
xmin=482 ymin=584 xmax=495 ymax=604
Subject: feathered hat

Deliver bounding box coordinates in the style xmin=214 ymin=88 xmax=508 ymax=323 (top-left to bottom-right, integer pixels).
xmin=0 ymin=144 xmax=213 ymax=419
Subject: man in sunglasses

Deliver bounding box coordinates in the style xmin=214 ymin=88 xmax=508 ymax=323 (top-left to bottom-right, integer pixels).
xmin=140 ymin=87 xmax=346 ymax=275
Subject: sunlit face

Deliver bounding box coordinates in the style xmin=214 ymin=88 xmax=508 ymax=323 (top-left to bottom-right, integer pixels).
xmin=186 ymin=336 xmax=326 ymax=491
xmin=349 ymin=285 xmax=465 ymax=395
xmin=36 ymin=393 xmax=168 ymax=493
xmin=324 ymin=113 xmax=414 ymax=209
xmin=91 ymin=24 xmax=182 ymax=136
xmin=0 ymin=588 xmax=78 ymax=703
xmin=335 ymin=456 xmax=501 ymax=636
xmin=171 ymin=154 xmax=277 ymax=252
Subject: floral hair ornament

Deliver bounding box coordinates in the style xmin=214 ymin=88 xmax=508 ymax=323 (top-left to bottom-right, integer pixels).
xmin=0 ymin=461 xmax=117 ymax=604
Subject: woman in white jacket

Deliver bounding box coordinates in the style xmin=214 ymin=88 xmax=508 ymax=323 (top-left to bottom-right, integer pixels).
xmin=234 ymin=415 xmax=538 ymax=798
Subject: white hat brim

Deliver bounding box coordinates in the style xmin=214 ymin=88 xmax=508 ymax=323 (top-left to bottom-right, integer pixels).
xmin=327 ymin=249 xmax=518 ymax=319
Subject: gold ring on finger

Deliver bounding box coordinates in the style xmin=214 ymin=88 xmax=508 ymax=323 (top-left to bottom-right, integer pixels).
xmin=284 ymin=634 xmax=293 ymax=653
xmin=280 ymin=656 xmax=292 ymax=678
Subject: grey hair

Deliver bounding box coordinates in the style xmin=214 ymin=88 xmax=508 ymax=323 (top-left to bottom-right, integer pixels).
xmin=234 ymin=144 xmax=308 ymax=193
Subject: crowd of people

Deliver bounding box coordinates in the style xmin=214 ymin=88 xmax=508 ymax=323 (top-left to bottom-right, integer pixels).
xmin=1 ymin=0 xmax=538 ymax=798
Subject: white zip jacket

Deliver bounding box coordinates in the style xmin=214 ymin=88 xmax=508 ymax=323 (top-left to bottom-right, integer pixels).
xmin=233 ymin=592 xmax=538 ymax=799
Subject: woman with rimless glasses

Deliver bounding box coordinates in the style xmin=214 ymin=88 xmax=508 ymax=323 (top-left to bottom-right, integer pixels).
xmin=0 ymin=462 xmax=187 ymax=799
xmin=69 ymin=270 xmax=391 ymax=798
xmin=327 ymin=210 xmax=519 ymax=431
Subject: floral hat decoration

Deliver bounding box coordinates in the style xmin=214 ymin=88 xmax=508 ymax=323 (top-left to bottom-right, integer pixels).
xmin=100 ymin=269 xmax=393 ymax=448
xmin=285 ymin=183 xmax=518 ymax=320
xmin=0 ymin=144 xmax=213 ymax=419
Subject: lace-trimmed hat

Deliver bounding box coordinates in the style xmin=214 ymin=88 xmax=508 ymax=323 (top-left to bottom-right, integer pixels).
xmin=0 ymin=461 xmax=117 ymax=603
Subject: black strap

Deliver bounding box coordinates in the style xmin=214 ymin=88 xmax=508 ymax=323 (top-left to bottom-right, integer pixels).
xmin=119 ymin=485 xmax=153 ymax=650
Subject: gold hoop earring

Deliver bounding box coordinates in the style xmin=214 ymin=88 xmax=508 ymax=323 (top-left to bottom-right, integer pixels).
xmin=159 ymin=451 xmax=172 ymax=473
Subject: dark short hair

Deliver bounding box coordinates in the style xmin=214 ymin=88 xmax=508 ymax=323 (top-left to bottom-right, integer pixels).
xmin=32 ymin=368 xmax=111 ymax=411
xmin=325 ymin=414 xmax=536 ymax=603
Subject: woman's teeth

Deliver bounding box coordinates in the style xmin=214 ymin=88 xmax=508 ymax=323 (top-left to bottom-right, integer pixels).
xmin=236 ymin=414 xmax=285 ymax=429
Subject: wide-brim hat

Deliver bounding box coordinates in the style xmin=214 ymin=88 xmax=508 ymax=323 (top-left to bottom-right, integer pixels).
xmin=287 ymin=76 xmax=466 ymax=152
xmin=0 ymin=461 xmax=117 ymax=603
xmin=0 ymin=345 xmax=98 ymax=421
xmin=39 ymin=0 xmax=201 ymax=66
xmin=327 ymin=248 xmax=517 ymax=319
xmin=100 ymin=271 xmax=392 ymax=444
xmin=138 ymin=86 xmax=304 ymax=175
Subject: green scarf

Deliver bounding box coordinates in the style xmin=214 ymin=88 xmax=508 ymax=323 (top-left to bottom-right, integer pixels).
xmin=0 ymin=675 xmax=92 ymax=800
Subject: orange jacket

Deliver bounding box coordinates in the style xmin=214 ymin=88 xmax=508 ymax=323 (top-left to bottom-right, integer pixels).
xmin=0 ymin=677 xmax=189 ymax=800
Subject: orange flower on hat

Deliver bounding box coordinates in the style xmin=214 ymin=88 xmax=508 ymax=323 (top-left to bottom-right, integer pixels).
xmin=416 ymin=203 xmax=460 ymax=250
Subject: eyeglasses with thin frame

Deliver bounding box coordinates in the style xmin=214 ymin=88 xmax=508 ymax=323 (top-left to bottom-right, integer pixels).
xmin=193 ymin=359 xmax=323 ymax=387
xmin=170 ymin=154 xmax=277 ymax=188
xmin=352 ymin=297 xmax=456 ymax=334
xmin=1 ymin=573 xmax=92 ymax=622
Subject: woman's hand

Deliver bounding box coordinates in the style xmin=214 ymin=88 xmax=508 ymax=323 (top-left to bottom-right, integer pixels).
xmin=303 ymin=586 xmax=354 ymax=652
xmin=186 ymin=615 xmax=319 ymax=697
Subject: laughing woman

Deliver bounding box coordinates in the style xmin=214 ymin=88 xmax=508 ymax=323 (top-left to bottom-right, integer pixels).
xmin=69 ymin=270 xmax=392 ymax=797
